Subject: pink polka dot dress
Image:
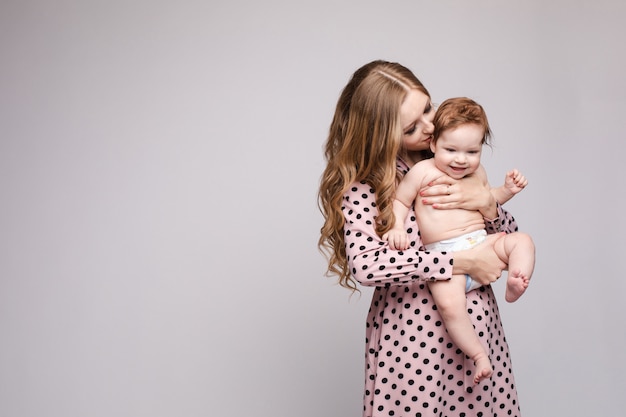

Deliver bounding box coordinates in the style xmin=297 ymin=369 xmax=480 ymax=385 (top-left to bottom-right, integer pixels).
xmin=343 ymin=159 xmax=521 ymax=417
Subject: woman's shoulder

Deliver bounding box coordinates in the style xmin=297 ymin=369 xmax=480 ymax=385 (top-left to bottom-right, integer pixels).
xmin=396 ymin=157 xmax=410 ymax=175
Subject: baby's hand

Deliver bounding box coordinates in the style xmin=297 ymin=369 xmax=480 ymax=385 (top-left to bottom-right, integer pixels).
xmin=382 ymin=229 xmax=410 ymax=251
xmin=504 ymin=169 xmax=528 ymax=196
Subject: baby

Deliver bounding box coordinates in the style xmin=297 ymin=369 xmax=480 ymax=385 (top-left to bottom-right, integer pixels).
xmin=384 ymin=97 xmax=535 ymax=384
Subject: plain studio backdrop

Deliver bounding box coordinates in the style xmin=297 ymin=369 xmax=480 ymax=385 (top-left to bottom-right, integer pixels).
xmin=1 ymin=1 xmax=624 ymax=416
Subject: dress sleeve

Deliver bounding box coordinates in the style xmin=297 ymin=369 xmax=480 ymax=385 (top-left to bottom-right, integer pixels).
xmin=484 ymin=203 xmax=519 ymax=234
xmin=343 ymin=181 xmax=454 ymax=288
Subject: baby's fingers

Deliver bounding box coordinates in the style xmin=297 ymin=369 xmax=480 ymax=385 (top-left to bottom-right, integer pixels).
xmin=514 ymin=173 xmax=528 ymax=187
xmin=508 ymin=169 xmax=528 ymax=188
xmin=387 ymin=232 xmax=409 ymax=250
xmin=506 ymin=169 xmax=520 ymax=179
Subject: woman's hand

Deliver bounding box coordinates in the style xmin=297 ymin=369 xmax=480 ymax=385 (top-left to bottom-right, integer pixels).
xmin=452 ymin=233 xmax=507 ymax=285
xmin=420 ymin=174 xmax=497 ymax=218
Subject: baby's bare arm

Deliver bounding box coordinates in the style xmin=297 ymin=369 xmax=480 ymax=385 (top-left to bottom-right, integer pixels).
xmin=492 ymin=169 xmax=528 ymax=204
xmin=383 ymin=162 xmax=433 ymax=250
xmin=384 ymin=200 xmax=411 ymax=250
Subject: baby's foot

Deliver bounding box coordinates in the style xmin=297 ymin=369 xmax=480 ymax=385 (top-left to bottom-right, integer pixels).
xmin=505 ymin=269 xmax=530 ymax=303
xmin=473 ymin=356 xmax=493 ymax=385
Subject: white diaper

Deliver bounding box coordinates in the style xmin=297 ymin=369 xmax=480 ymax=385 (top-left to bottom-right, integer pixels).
xmin=425 ymin=229 xmax=487 ymax=292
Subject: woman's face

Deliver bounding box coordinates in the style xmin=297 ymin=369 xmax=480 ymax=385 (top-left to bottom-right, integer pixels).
xmin=400 ymin=89 xmax=434 ymax=152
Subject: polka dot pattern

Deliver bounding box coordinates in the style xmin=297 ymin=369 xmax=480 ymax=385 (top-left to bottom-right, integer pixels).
xmin=343 ymin=160 xmax=521 ymax=417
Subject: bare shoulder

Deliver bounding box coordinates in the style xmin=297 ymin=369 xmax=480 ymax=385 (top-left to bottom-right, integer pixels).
xmin=406 ymin=159 xmax=440 ymax=181
xmin=471 ymin=164 xmax=489 ymax=182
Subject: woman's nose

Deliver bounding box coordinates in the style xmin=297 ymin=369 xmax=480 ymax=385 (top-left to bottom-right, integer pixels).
xmin=423 ymin=119 xmax=434 ymax=134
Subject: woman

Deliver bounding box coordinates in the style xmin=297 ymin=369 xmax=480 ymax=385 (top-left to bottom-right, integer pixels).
xmin=318 ymin=60 xmax=521 ymax=417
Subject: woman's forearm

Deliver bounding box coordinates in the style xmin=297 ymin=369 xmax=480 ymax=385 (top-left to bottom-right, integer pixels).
xmin=452 ymin=234 xmax=507 ymax=285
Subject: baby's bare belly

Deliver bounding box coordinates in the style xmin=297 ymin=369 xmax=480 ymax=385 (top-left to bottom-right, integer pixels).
xmin=417 ymin=206 xmax=486 ymax=247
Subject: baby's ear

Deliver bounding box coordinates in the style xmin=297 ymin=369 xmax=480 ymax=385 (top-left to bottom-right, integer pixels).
xmin=429 ymin=140 xmax=436 ymax=154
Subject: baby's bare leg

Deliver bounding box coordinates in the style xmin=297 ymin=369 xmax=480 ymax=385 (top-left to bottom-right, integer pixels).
xmin=429 ymin=276 xmax=493 ymax=384
xmin=494 ymin=232 xmax=535 ymax=302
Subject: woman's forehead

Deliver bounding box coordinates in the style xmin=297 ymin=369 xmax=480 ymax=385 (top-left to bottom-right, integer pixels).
xmin=400 ymin=89 xmax=430 ymax=127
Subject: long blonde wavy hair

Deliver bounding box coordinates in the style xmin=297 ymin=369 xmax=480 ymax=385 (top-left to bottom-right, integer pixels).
xmin=318 ymin=60 xmax=430 ymax=291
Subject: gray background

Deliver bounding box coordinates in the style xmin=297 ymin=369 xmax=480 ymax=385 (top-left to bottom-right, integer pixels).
xmin=1 ymin=1 xmax=624 ymax=416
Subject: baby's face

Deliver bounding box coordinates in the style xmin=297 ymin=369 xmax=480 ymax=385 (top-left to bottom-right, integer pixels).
xmin=430 ymin=123 xmax=484 ymax=179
